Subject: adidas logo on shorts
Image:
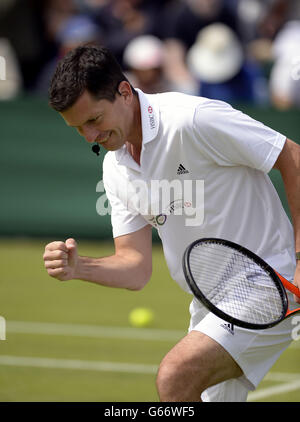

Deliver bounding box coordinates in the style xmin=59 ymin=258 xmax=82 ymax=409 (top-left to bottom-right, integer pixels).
xmin=221 ymin=322 xmax=235 ymax=335
xmin=177 ymin=164 xmax=189 ymax=175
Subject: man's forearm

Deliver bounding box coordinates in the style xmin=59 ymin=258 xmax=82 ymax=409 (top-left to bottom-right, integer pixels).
xmin=274 ymin=138 xmax=300 ymax=302
xmin=281 ymin=142 xmax=300 ymax=256
xmin=75 ymin=254 xmax=150 ymax=290
xmin=282 ymin=171 xmax=300 ymax=256
xmin=75 ymin=255 xmax=148 ymax=290
xmin=274 ymin=139 xmax=300 ymax=254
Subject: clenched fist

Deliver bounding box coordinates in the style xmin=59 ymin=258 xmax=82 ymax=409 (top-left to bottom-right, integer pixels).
xmin=43 ymin=238 xmax=78 ymax=281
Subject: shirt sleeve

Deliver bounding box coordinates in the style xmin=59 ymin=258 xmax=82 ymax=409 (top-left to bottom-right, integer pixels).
xmin=102 ymin=154 xmax=149 ymax=238
xmin=192 ymin=99 xmax=286 ymax=173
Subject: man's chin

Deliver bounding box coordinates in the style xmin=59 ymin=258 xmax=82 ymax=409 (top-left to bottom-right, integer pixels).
xmin=101 ymin=143 xmax=123 ymax=152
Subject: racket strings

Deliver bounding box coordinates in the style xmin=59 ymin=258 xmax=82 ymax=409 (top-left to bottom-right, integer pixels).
xmin=189 ymin=242 xmax=285 ymax=325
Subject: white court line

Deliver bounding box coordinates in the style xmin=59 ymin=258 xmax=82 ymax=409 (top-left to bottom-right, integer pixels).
xmin=264 ymin=372 xmax=300 ymax=382
xmin=248 ymin=372 xmax=300 ymax=401
xmin=0 ymin=355 xmax=158 ymax=375
xmin=0 ymin=354 xmax=299 ymax=400
xmin=6 ymin=321 xmax=300 ymax=349
xmin=6 ymin=321 xmax=186 ymax=342
xmin=291 ymin=340 xmax=300 ymax=348
xmin=5 ymin=321 xmax=300 ymax=400
xmin=248 ymin=380 xmax=300 ymax=401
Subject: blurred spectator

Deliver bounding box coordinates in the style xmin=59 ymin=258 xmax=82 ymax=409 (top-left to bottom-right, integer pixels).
xmin=165 ymin=0 xmax=240 ymax=50
xmin=0 ymin=0 xmax=17 ymax=15
xmin=91 ymin=0 xmax=164 ymax=66
xmin=186 ymin=23 xmax=268 ymax=104
xmin=35 ymin=15 xmax=102 ymax=95
xmin=163 ymin=38 xmax=199 ymax=95
xmin=53 ymin=14 xmax=102 ymax=54
xmin=258 ymin=0 xmax=298 ymax=40
xmin=123 ymin=35 xmax=170 ymax=93
xmin=0 ymin=0 xmax=51 ymax=91
xmin=0 ymin=0 xmax=82 ymax=93
xmin=44 ymin=0 xmax=78 ymax=42
xmin=159 ymin=0 xmax=244 ymax=100
xmin=187 ymin=23 xmax=243 ymax=84
xmin=123 ymin=35 xmax=197 ymax=94
xmin=0 ymin=37 xmax=22 ymax=100
xmin=73 ymin=0 xmax=109 ymax=15
xmin=269 ymin=20 xmax=300 ymax=109
xmin=241 ymin=0 xmax=300 ymax=65
xmin=236 ymin=0 xmax=273 ymax=44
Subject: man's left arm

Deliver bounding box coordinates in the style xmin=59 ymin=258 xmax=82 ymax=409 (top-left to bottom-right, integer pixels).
xmin=274 ymin=138 xmax=300 ymax=303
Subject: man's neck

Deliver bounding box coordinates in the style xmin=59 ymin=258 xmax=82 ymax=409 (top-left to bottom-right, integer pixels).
xmin=127 ymin=94 xmax=143 ymax=165
xmin=126 ymin=142 xmax=142 ymax=165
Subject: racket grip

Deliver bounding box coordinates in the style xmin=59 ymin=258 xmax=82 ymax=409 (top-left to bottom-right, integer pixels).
xmin=276 ymin=271 xmax=300 ymax=298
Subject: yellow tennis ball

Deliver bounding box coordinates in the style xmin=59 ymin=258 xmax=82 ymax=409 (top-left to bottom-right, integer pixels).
xmin=129 ymin=307 xmax=154 ymax=328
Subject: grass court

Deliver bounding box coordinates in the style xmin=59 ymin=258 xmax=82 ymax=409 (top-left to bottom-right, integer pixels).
xmin=0 ymin=239 xmax=299 ymax=402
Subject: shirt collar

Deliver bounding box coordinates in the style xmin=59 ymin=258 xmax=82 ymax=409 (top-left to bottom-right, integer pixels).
xmin=115 ymin=88 xmax=159 ymax=165
xmin=136 ymin=88 xmax=159 ymax=145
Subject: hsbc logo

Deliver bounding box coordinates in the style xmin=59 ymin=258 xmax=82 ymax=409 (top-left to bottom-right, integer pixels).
xmin=148 ymin=105 xmax=155 ymax=130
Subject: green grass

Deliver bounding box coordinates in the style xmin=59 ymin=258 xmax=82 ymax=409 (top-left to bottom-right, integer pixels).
xmin=248 ymin=345 xmax=300 ymax=402
xmin=0 ymin=239 xmax=299 ymax=402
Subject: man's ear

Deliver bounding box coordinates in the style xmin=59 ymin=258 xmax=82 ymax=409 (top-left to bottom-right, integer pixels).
xmin=118 ymin=81 xmax=133 ymax=102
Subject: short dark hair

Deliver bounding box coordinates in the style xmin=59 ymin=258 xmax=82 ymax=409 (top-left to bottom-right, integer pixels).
xmin=49 ymin=45 xmax=136 ymax=112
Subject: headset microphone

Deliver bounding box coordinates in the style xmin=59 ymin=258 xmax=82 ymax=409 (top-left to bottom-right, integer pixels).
xmin=92 ymin=143 xmax=101 ymax=156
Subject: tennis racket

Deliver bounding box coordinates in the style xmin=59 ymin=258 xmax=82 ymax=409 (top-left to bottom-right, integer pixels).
xmin=183 ymin=238 xmax=300 ymax=330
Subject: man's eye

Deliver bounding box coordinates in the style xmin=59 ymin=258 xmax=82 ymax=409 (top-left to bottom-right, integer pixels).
xmin=88 ymin=117 xmax=100 ymax=124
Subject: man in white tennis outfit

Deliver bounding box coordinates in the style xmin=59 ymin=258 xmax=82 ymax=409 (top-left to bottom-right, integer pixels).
xmin=43 ymin=46 xmax=300 ymax=402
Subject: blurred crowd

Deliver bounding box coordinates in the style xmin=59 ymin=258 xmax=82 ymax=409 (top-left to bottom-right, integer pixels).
xmin=1 ymin=0 xmax=300 ymax=108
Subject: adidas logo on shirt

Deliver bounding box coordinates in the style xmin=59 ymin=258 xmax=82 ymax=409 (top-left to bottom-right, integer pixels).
xmin=177 ymin=164 xmax=189 ymax=175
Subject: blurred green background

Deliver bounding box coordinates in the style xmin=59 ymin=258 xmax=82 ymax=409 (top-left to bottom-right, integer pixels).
xmin=0 ymin=97 xmax=299 ymax=402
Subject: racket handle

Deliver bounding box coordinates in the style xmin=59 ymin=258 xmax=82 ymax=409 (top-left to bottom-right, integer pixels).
xmin=276 ymin=271 xmax=300 ymax=298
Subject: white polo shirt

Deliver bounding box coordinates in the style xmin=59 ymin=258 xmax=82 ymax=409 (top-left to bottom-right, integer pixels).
xmin=102 ymin=89 xmax=295 ymax=293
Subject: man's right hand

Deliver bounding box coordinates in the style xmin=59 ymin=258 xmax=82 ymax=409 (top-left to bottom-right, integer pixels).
xmin=43 ymin=238 xmax=78 ymax=281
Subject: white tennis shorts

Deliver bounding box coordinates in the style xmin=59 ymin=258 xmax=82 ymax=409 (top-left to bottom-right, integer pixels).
xmin=188 ymin=292 xmax=297 ymax=402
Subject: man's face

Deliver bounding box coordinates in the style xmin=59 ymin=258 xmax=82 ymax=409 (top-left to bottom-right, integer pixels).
xmin=60 ymin=83 xmax=134 ymax=151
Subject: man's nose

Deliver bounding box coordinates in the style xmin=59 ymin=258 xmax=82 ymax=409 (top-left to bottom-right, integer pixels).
xmin=80 ymin=126 xmax=98 ymax=143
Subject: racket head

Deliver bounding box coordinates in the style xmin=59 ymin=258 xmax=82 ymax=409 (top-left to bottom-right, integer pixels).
xmin=183 ymin=238 xmax=289 ymax=330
